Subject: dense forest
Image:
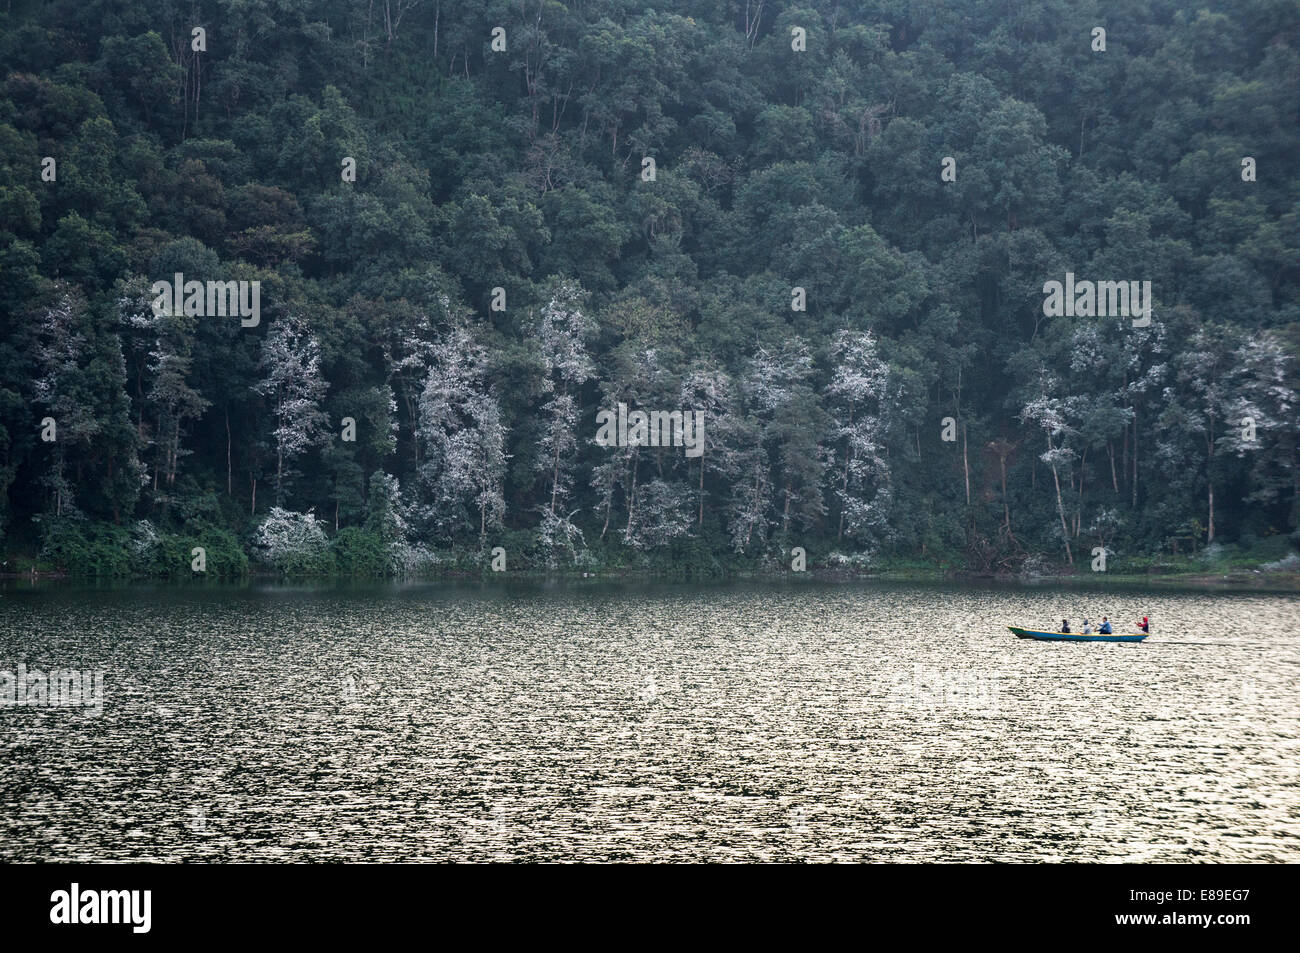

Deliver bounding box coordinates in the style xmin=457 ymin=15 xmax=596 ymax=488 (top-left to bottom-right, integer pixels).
xmin=1 ymin=0 xmax=1298 ymax=578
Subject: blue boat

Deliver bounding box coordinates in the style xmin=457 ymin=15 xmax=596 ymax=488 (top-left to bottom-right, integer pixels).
xmin=1008 ymin=626 xmax=1147 ymax=643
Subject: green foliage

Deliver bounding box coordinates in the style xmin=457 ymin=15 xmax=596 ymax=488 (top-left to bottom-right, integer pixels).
xmin=138 ymin=526 xmax=248 ymax=578
xmin=331 ymin=526 xmax=390 ymax=576
xmin=39 ymin=519 xmax=131 ymax=576
xmin=1 ymin=0 xmax=1298 ymax=579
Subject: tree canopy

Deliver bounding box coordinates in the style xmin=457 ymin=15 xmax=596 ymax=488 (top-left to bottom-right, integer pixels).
xmin=1 ymin=0 xmax=1297 ymax=576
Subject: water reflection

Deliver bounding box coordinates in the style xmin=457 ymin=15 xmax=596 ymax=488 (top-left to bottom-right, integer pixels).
xmin=1 ymin=579 xmax=1296 ymax=861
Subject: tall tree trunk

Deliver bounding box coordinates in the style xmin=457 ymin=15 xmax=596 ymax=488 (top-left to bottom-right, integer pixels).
xmin=1122 ymin=377 xmax=1130 ymax=490
xmin=400 ymin=385 xmax=419 ymax=470
xmin=549 ymin=444 xmax=561 ymax=516
xmin=999 ymin=452 xmax=1010 ymax=533
xmin=839 ymin=401 xmax=854 ymax=539
xmin=54 ymin=449 xmax=64 ymax=516
xmin=1075 ymin=446 xmax=1087 ymax=536
xmin=698 ymin=458 xmax=705 ymax=528
xmin=1208 ymin=483 xmax=1215 ymax=544
xmin=962 ymin=422 xmax=970 ymax=506
xmin=1131 ymin=409 xmax=1138 ymax=508
xmin=838 ymin=458 xmax=850 ymax=540
xmin=782 ymin=482 xmax=792 ymax=537
xmin=1048 ymin=435 xmax=1073 ymax=565
xmin=1206 ymin=412 xmax=1216 ymax=543
xmin=623 ymin=455 xmax=638 ymax=537
xmin=225 ymin=408 xmax=232 ymax=496
xmin=744 ymin=464 xmax=762 ymax=549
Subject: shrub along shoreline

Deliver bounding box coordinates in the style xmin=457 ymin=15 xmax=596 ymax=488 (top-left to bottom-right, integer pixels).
xmin=7 ymin=516 xmax=1298 ymax=590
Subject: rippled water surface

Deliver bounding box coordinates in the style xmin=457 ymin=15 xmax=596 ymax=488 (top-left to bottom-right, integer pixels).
xmin=1 ymin=579 xmax=1297 ymax=861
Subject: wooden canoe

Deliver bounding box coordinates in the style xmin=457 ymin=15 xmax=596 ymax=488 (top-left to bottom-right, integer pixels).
xmin=1008 ymin=626 xmax=1148 ymax=643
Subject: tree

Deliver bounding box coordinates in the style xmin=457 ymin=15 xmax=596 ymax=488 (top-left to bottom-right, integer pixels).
xmin=624 ymin=479 xmax=692 ymax=550
xmin=415 ymin=321 xmax=508 ymax=542
xmin=1225 ymin=331 xmax=1297 ymax=515
xmin=33 ymin=290 xmax=98 ymax=517
xmin=529 ymin=279 xmax=595 ymax=529
xmin=1169 ymin=327 xmax=1237 ymax=544
xmin=119 ymin=279 xmax=209 ymax=497
xmin=825 ymin=330 xmax=892 ymax=547
xmin=1020 ymin=374 xmax=1076 ymax=565
xmin=679 ymin=361 xmax=743 ymax=530
xmin=255 ymin=315 xmax=331 ymax=504
xmin=256 ymin=506 xmax=330 ymax=574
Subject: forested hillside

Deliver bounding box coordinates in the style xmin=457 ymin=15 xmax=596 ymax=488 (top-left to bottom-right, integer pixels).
xmin=1 ymin=0 xmax=1297 ymax=577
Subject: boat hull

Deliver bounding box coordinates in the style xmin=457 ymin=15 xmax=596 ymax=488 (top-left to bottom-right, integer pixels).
xmin=1008 ymin=626 xmax=1147 ymax=643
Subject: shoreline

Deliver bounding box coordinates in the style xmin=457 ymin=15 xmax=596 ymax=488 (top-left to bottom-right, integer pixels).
xmin=4 ymin=567 xmax=1299 ymax=592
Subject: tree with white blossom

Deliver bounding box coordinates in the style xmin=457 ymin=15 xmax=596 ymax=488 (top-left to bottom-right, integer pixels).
xmin=529 ymin=279 xmax=595 ymax=560
xmin=256 ymin=505 xmax=330 ymax=573
xmin=1019 ymin=371 xmax=1076 ymax=565
xmin=825 ymin=329 xmax=892 ymax=546
xmin=33 ymin=291 xmax=96 ymax=516
xmin=1222 ymin=330 xmax=1297 ymax=509
xmin=255 ymin=314 xmax=331 ymax=505
xmin=679 ymin=361 xmax=744 ymax=530
xmin=415 ymin=321 xmax=508 ymax=542
xmin=624 ymin=479 xmax=692 ymax=550
xmin=732 ymin=341 xmax=824 ymax=551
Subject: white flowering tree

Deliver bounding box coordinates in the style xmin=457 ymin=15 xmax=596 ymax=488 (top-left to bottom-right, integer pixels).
xmin=416 ymin=322 xmax=508 ymax=542
xmin=255 ymin=314 xmax=331 ymax=504
xmin=1019 ymin=372 xmax=1077 ymax=565
xmin=679 ymin=361 xmax=745 ymax=530
xmin=730 ymin=341 xmax=822 ymax=551
xmin=530 ymin=279 xmax=595 ymax=560
xmin=825 ymin=329 xmax=892 ymax=546
xmin=624 ymin=479 xmax=692 ymax=550
xmin=256 ymin=506 xmax=331 ymax=573
xmin=388 ymin=298 xmax=453 ymax=472
xmin=363 ymin=469 xmax=438 ymax=573
xmin=591 ymin=342 xmax=677 ymax=543
xmin=1223 ymin=330 xmax=1297 ymax=508
xmin=33 ymin=291 xmax=98 ymax=516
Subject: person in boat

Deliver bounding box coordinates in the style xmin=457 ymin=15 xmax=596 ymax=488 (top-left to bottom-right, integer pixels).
xmin=1082 ymin=618 xmax=1093 ymax=634
xmin=1060 ymin=619 xmax=1071 ymax=633
xmin=1099 ymin=617 xmax=1113 ymax=634
xmin=1136 ymin=616 xmax=1150 ymax=633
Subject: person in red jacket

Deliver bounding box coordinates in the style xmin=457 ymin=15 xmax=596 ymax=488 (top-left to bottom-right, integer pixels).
xmin=1136 ymin=616 xmax=1150 ymax=633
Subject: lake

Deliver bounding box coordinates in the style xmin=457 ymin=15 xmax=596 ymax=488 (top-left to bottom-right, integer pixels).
xmin=1 ymin=578 xmax=1296 ymax=862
